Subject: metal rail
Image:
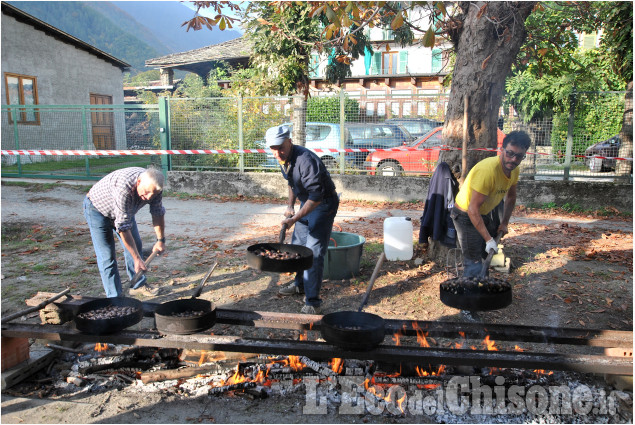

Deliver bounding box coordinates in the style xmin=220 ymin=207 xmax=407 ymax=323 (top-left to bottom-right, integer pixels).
xmin=2 ymin=323 xmax=632 ymax=375
xmin=23 ymin=294 xmax=633 ymax=348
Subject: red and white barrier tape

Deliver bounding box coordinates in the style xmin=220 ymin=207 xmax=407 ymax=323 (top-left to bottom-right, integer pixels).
xmin=1 ymin=147 xmax=632 ymax=161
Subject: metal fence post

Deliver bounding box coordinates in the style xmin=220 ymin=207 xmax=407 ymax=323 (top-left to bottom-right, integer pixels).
xmin=339 ymin=89 xmax=345 ymax=174
xmin=81 ymin=106 xmax=90 ymax=177
xmin=158 ymin=97 xmax=171 ymax=176
xmin=238 ymin=95 xmax=244 ymax=173
xmin=563 ymin=87 xmax=576 ymax=181
xmin=10 ymin=106 xmax=22 ymax=176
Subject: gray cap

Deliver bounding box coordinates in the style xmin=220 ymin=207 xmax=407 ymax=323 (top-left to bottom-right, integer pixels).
xmin=265 ymin=125 xmax=290 ymax=147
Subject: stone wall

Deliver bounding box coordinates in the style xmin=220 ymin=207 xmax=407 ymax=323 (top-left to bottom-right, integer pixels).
xmin=167 ymin=171 xmax=633 ymax=212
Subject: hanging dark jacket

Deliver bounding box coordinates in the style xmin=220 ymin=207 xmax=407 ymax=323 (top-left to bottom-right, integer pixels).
xmin=419 ymin=162 xmax=459 ymax=247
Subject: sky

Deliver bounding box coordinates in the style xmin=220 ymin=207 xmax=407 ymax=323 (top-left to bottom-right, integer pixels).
xmin=182 ymin=0 xmax=245 ymax=34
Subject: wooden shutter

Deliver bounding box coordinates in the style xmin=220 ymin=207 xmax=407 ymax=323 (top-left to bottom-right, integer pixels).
xmin=398 ymin=51 xmax=408 ymax=74
xmin=309 ymin=54 xmax=320 ymax=78
xmin=431 ymin=49 xmax=442 ymax=73
xmin=371 ymin=52 xmax=382 ymax=75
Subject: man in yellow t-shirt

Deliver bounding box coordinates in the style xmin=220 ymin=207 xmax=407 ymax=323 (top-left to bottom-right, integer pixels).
xmin=451 ymin=131 xmax=531 ymax=278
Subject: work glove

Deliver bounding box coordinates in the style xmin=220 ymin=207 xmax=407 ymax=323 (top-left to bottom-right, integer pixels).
xmin=485 ymin=238 xmax=499 ymax=255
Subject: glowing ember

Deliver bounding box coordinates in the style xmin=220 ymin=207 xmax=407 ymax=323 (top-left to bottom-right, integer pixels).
xmin=94 ymin=343 xmax=108 ymax=352
xmin=330 ymin=358 xmax=343 ymax=374
xmin=514 ymin=345 xmax=525 ymax=351
xmin=299 ymin=332 xmax=307 ymax=341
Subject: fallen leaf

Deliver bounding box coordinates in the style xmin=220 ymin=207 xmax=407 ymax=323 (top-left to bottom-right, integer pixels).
xmin=563 ymin=298 xmax=572 ymax=304
xmin=579 ymin=320 xmax=585 ymax=326
xmin=589 ymin=309 xmax=605 ymax=313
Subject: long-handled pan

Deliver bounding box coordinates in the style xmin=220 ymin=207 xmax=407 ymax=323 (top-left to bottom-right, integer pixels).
xmin=154 ymin=262 xmax=218 ymax=335
xmin=130 ymin=250 xmax=160 ymax=288
xmin=74 ymin=297 xmax=144 ymax=335
xmin=320 ymin=252 xmax=386 ymax=351
xmin=439 ymin=232 xmax=512 ymax=311
xmin=247 ymin=223 xmax=313 ymax=273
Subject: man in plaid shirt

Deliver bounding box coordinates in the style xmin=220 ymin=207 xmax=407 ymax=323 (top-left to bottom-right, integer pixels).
xmin=83 ymin=167 xmax=166 ymax=297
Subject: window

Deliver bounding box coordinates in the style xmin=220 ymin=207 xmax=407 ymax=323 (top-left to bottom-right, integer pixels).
xmin=365 ymin=103 xmax=375 ymax=116
xmin=4 ymin=73 xmax=39 ymax=124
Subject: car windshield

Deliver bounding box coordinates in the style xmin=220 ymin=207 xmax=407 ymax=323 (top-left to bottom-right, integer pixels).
xmin=409 ymin=129 xmax=440 ymax=147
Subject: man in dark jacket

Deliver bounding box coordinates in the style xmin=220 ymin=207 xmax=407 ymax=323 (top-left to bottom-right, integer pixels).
xmin=267 ymin=125 xmax=339 ymax=314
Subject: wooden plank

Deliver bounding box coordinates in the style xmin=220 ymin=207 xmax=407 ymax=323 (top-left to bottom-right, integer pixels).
xmin=1 ymin=349 xmax=57 ymax=390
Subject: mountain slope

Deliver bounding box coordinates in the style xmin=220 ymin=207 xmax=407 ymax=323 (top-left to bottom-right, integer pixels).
xmin=6 ymin=1 xmax=243 ymax=76
xmin=7 ymin=1 xmax=164 ymax=74
xmin=111 ymin=1 xmax=242 ymax=53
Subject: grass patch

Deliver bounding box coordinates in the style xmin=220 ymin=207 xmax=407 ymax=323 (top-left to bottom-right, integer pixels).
xmin=1 ymin=156 xmax=153 ymax=174
xmin=524 ymin=202 xmax=632 ymax=218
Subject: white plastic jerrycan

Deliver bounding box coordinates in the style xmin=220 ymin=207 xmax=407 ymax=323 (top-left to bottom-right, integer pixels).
xmin=383 ymin=217 xmax=413 ymax=261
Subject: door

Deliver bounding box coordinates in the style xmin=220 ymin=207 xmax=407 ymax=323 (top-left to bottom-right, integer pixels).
xmin=90 ymin=93 xmax=115 ymax=149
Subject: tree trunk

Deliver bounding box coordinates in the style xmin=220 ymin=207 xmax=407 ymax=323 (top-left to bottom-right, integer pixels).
xmin=439 ymin=2 xmax=536 ymax=174
xmin=616 ymin=81 xmax=633 ymax=176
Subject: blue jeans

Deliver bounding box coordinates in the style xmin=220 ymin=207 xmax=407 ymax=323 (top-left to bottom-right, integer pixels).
xmin=292 ymin=196 xmax=339 ymax=307
xmin=83 ymin=197 xmax=146 ymax=297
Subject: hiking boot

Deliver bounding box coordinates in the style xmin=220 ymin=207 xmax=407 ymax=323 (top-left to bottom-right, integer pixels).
xmin=301 ymin=305 xmax=321 ymax=315
xmin=130 ymin=284 xmax=159 ymax=297
xmin=279 ymin=282 xmax=303 ymax=296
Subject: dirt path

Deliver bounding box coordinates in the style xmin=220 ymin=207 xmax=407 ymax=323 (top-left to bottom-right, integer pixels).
xmin=1 ymin=180 xmax=632 ymax=424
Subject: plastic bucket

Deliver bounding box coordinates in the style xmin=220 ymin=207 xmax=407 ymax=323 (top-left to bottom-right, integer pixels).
xmin=384 ymin=217 xmax=413 ymax=261
xmin=323 ymin=232 xmax=366 ymax=280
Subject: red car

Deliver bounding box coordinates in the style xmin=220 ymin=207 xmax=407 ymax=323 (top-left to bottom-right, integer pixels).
xmin=364 ymin=127 xmax=506 ymax=176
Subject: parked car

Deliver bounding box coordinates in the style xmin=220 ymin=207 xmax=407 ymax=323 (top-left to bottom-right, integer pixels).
xmin=385 ymin=117 xmax=443 ymax=139
xmin=585 ymin=135 xmax=621 ymax=172
xmin=364 ymin=127 xmax=506 ymax=176
xmin=259 ymin=122 xmax=354 ymax=170
xmin=345 ymin=122 xmax=413 ymax=166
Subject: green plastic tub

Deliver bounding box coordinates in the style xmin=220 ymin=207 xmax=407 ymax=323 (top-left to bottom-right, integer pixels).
xmin=323 ymin=231 xmax=366 ymax=280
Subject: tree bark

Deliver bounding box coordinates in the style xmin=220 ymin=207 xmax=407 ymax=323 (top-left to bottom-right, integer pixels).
xmin=439 ymin=2 xmax=536 ymax=174
xmin=616 ymin=81 xmax=633 ymax=175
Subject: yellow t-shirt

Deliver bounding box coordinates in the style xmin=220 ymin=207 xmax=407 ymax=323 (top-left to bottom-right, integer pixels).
xmin=454 ymin=156 xmax=519 ymax=215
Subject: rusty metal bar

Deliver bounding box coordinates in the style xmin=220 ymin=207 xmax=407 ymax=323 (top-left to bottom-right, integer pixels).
xmin=25 ymin=294 xmax=633 ymax=348
xmin=2 ymin=323 xmax=632 ymax=375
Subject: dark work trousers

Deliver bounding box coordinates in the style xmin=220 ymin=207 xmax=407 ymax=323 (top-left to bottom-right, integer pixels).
xmin=291 ymin=195 xmax=339 ymax=307
xmin=450 ymin=206 xmax=499 ymax=278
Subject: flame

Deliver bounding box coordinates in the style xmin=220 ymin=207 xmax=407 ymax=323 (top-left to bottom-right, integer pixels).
xmin=198 ymin=350 xmax=207 ymax=367
xmin=454 ymin=342 xmax=463 ymax=349
xmin=415 ymin=364 xmax=446 ymax=377
xmin=412 ymin=322 xmax=430 ymax=347
xmin=514 ymin=345 xmax=525 ymax=352
xmin=330 ymin=358 xmax=343 ymax=374
xmin=286 ymin=355 xmax=305 ymax=371
xmin=299 ymin=332 xmax=307 ymax=341
xmin=420 ymin=383 xmax=441 ymax=390
xmin=94 ymin=343 xmax=108 ymax=352
xmin=458 ymin=331 xmax=466 ymax=338
xmin=533 ymin=369 xmax=554 ymax=376
xmin=396 ymin=393 xmax=407 ymax=413
xmin=483 ymin=335 xmax=498 ymax=351
xmin=309 ymin=322 xmax=314 ymax=330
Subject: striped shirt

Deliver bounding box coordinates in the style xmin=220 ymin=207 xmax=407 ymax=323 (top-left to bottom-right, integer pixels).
xmin=87 ymin=167 xmax=165 ymax=232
